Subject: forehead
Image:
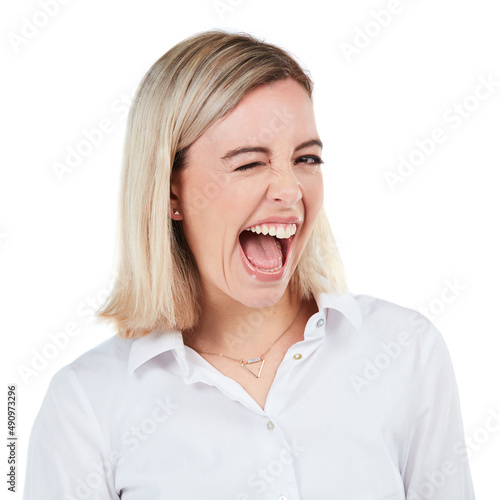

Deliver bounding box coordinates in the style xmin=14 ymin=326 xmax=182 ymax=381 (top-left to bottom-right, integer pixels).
xmin=191 ymin=79 xmax=318 ymax=155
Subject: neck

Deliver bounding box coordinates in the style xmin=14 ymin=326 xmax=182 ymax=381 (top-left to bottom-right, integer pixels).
xmin=182 ymin=288 xmax=312 ymax=359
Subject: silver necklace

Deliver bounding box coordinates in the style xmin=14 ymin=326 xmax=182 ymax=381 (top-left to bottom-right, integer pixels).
xmin=185 ymin=300 xmax=304 ymax=378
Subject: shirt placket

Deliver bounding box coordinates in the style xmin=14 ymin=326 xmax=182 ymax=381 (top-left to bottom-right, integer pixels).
xmin=171 ymin=311 xmax=328 ymax=500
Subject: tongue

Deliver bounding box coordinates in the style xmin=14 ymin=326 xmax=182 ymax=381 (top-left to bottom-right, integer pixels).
xmin=240 ymin=231 xmax=282 ymax=270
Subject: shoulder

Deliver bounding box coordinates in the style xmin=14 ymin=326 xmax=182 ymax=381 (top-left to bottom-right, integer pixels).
xmin=34 ymin=333 xmax=143 ymax=441
xmin=47 ymin=333 xmax=134 ymax=400
xmin=352 ymin=292 xmax=425 ymax=325
xmin=348 ymin=292 xmax=449 ymax=361
xmin=343 ymin=293 xmax=456 ymax=397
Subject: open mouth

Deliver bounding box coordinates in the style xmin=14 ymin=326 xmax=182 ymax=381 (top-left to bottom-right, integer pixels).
xmin=238 ymin=223 xmax=296 ymax=273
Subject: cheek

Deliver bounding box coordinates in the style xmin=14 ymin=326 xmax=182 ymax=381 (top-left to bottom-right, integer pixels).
xmin=181 ymin=185 xmax=241 ymax=254
xmin=303 ymin=172 xmax=324 ymax=215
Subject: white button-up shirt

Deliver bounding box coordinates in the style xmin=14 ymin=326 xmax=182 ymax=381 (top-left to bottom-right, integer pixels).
xmin=24 ymin=292 xmax=476 ymax=499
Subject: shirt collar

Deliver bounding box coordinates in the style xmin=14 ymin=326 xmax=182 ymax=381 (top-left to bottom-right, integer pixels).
xmin=315 ymin=290 xmax=363 ymax=332
xmin=128 ymin=328 xmax=184 ymax=374
xmin=128 ymin=291 xmax=362 ymax=374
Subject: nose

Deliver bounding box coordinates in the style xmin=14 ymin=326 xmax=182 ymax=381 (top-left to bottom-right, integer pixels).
xmin=267 ymin=163 xmax=302 ymax=207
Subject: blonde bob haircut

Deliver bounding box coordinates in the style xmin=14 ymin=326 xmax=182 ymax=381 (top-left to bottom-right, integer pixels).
xmin=97 ymin=30 xmax=346 ymax=338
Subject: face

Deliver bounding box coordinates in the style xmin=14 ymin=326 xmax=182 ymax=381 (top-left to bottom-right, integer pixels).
xmin=171 ymin=78 xmax=324 ymax=309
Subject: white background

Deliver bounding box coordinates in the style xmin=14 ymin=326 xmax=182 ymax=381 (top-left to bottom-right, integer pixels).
xmin=2 ymin=0 xmax=499 ymax=497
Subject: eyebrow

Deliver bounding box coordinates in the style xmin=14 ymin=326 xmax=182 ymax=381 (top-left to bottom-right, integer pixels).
xmin=220 ymin=139 xmax=323 ymax=162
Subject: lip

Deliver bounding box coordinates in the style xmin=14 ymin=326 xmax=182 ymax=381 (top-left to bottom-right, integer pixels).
xmin=238 ymin=215 xmax=301 ymax=282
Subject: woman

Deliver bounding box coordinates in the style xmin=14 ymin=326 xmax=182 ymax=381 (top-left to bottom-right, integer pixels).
xmin=24 ymin=30 xmax=475 ymax=499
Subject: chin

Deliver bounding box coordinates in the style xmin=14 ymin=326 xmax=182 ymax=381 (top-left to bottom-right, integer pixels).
xmin=234 ymin=273 xmax=295 ymax=309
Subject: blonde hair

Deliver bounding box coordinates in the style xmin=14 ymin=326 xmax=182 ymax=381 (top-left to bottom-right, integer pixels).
xmin=96 ymin=30 xmax=346 ymax=338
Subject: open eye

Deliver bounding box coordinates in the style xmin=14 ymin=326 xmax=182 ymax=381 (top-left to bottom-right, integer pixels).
xmin=295 ymin=155 xmax=324 ymax=165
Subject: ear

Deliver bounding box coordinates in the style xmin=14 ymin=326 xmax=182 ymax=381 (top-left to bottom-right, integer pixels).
xmin=170 ymin=171 xmax=183 ymax=220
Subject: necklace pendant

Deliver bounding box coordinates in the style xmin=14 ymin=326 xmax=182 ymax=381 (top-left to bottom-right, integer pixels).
xmin=241 ymin=356 xmax=265 ymax=378
xmin=246 ymin=357 xmax=261 ymax=364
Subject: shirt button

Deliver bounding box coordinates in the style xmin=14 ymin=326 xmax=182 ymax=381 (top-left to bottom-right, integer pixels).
xmin=279 ymin=497 xmax=288 ymax=500
xmin=267 ymin=421 xmax=275 ymax=431
xmin=293 ymin=353 xmax=302 ymax=360
xmin=316 ymin=318 xmax=325 ymax=328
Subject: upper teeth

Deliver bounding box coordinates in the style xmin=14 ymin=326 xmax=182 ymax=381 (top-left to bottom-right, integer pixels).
xmin=244 ymin=224 xmax=297 ymax=239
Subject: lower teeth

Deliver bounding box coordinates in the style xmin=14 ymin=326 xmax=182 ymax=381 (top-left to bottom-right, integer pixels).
xmin=255 ymin=262 xmax=283 ymax=272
